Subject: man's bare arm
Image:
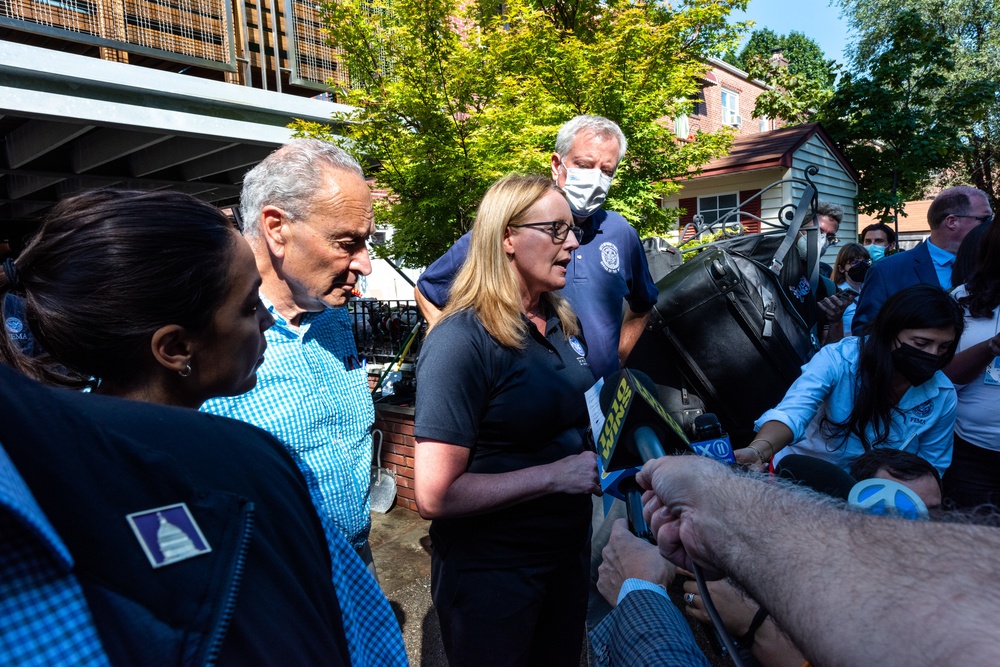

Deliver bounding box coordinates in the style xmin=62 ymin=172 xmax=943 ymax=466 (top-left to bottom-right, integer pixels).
xmin=638 ymin=456 xmax=1000 ymax=667
xmin=618 ymin=308 xmax=649 ymax=367
xmin=414 ymin=285 xmax=444 ymax=328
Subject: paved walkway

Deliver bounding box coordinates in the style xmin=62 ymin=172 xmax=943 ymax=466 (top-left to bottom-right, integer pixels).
xmin=369 ymin=506 xmax=446 ymax=665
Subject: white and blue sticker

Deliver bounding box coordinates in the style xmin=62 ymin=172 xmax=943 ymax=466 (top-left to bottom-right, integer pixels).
xmin=126 ymin=503 xmax=212 ymax=568
xmin=5 ymin=317 xmax=23 ymax=333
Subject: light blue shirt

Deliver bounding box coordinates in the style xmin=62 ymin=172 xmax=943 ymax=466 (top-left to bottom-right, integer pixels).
xmin=757 ymin=337 xmax=956 ymax=476
xmin=837 ymin=282 xmax=858 ymax=334
xmin=925 ymin=239 xmax=956 ymax=290
xmin=202 ymin=298 xmax=374 ymax=549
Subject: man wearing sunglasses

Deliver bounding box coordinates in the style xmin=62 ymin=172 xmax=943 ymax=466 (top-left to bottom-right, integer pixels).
xmin=853 ymin=186 xmax=993 ymax=335
xmin=415 ymin=115 xmax=658 ymax=382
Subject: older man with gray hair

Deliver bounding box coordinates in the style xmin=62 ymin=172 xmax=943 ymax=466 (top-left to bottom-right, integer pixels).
xmin=202 ymin=138 xmax=379 ymax=571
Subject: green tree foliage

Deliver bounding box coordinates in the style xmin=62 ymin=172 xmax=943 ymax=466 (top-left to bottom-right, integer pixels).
xmin=836 ymin=0 xmax=1000 ymax=209
xmin=735 ymin=29 xmax=837 ymax=89
xmin=816 ymin=10 xmax=993 ymax=221
xmin=723 ymin=28 xmax=837 ymax=125
xmin=293 ymin=0 xmax=747 ymax=267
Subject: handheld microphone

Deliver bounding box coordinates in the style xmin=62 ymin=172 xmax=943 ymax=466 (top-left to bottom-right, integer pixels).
xmin=597 ymin=369 xmax=691 ymax=541
xmin=688 ymin=413 xmax=735 ymax=464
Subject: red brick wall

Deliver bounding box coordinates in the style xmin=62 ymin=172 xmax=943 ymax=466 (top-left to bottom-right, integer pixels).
xmin=687 ymin=65 xmax=783 ymax=137
xmin=373 ymin=405 xmax=418 ymax=512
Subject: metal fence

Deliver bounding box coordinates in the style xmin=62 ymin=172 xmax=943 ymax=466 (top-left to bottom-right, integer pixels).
xmin=347 ymin=298 xmax=425 ymax=367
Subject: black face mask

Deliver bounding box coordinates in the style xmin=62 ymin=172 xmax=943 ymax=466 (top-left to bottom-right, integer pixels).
xmin=892 ymin=342 xmax=947 ymax=386
xmin=847 ymin=261 xmax=870 ymax=283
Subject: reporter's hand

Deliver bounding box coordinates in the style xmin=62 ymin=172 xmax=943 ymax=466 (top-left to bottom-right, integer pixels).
xmin=734 ymin=447 xmax=769 ymax=471
xmin=817 ymin=292 xmax=854 ymax=320
xmin=550 ymin=451 xmax=601 ymax=495
xmin=597 ymin=519 xmax=675 ymax=606
xmin=636 ymin=455 xmax=732 ymax=574
xmin=682 ymin=578 xmax=759 ymax=637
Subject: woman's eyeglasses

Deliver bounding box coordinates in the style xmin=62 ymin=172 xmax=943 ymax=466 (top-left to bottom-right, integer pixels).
xmin=510 ymin=221 xmax=584 ymax=243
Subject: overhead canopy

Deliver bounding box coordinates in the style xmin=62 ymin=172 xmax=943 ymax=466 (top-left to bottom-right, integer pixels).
xmin=0 ymin=41 xmax=351 ymax=241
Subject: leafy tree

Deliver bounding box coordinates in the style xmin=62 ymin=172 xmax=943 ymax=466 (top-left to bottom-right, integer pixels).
xmin=293 ymin=0 xmax=747 ymax=267
xmin=816 ymin=10 xmax=993 ymax=221
xmin=836 ymin=0 xmax=1000 ymax=209
xmin=733 ymin=29 xmax=837 ymax=89
xmin=722 ymin=28 xmax=837 ymax=126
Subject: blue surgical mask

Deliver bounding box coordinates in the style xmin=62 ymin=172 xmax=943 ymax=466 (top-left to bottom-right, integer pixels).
xmin=867 ymin=245 xmax=886 ymax=262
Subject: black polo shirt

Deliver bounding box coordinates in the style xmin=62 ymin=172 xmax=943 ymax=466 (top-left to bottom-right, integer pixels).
xmin=415 ymin=308 xmax=595 ymax=567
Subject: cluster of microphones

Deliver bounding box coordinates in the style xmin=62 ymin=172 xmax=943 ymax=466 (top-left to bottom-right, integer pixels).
xmin=595 ymin=369 xmax=929 ymax=544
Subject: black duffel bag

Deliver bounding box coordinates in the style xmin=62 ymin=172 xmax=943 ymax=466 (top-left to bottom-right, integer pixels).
xmin=627 ymin=190 xmax=822 ymax=446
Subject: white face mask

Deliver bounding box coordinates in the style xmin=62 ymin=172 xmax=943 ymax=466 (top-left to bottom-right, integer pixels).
xmin=562 ymin=167 xmax=613 ymax=219
xmin=796 ymin=234 xmax=831 ymax=260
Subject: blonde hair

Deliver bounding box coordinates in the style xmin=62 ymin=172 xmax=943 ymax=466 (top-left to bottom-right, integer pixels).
xmin=439 ymin=174 xmax=580 ymax=348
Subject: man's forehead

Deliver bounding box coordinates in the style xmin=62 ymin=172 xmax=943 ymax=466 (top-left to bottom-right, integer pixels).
xmin=310 ymin=168 xmax=374 ymax=228
xmin=817 ymin=214 xmax=840 ymax=233
xmin=567 ymin=130 xmax=620 ymax=159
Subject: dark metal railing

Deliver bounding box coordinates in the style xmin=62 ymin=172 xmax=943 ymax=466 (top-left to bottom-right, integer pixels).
xmin=348 ymin=298 xmax=425 ymax=366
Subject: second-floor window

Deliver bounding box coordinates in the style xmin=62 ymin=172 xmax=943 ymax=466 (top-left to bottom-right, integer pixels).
xmin=721 ymin=88 xmax=740 ymax=127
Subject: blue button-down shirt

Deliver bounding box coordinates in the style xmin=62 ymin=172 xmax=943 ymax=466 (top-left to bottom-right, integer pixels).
xmin=0 ymin=444 xmax=110 ymax=666
xmin=925 ymin=239 xmax=956 ymax=290
xmin=202 ymin=298 xmax=374 ymax=549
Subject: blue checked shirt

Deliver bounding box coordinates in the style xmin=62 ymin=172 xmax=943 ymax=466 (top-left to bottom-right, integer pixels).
xmin=299 ymin=462 xmax=408 ymax=666
xmin=203 ymin=299 xmax=374 ymax=549
xmin=0 ymin=444 xmax=110 ymax=666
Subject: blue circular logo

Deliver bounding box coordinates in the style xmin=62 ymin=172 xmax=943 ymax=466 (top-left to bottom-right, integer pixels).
xmin=568 ymin=336 xmax=586 ymax=357
xmin=912 ymin=400 xmax=933 ymax=418
xmin=5 ymin=317 xmax=23 ymax=334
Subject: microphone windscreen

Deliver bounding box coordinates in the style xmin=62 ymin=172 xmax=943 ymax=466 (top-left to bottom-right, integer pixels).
xmin=775 ymin=454 xmax=856 ymax=501
xmin=599 ymin=370 xmax=626 ymax=416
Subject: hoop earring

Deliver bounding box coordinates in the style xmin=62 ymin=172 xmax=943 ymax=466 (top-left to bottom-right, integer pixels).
xmin=178 ymin=362 xmax=192 ymax=378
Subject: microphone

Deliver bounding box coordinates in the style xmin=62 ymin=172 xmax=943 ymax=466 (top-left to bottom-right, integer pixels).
xmin=597 ymin=369 xmax=691 ymax=541
xmin=688 ymin=413 xmax=735 ymax=464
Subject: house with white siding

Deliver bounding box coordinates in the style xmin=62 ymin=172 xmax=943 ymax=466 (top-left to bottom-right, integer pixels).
xmin=663 ymin=123 xmax=859 ymax=265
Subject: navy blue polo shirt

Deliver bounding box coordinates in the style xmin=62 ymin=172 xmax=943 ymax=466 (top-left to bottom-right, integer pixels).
xmin=417 ymin=208 xmax=658 ymax=381
xmin=415 ymin=308 xmax=595 ymax=566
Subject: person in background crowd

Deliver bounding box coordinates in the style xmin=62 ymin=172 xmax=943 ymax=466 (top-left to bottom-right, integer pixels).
xmin=860 ymin=222 xmax=897 ymax=262
xmin=201 ymin=139 xmax=381 ymax=574
xmin=853 ymin=186 xmax=992 ymax=334
xmin=822 ymin=243 xmax=870 ymax=339
xmin=943 ymin=216 xmax=1000 ymax=509
xmin=736 ymin=284 xmax=964 ymax=476
xmin=414 ymin=174 xmax=600 ymax=666
xmin=0 ymin=190 xmax=405 ymax=666
xmin=951 ymin=220 xmax=989 ymax=289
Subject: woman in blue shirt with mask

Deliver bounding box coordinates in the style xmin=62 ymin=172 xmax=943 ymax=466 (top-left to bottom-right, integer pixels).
xmin=734 ymin=284 xmax=964 ymax=476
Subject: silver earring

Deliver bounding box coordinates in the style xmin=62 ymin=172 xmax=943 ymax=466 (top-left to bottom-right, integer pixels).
xmin=178 ymin=362 xmax=192 ymax=378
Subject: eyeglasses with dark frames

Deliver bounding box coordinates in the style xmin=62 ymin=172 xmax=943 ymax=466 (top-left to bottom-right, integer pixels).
xmin=952 ymin=214 xmax=994 ymax=226
xmin=510 ymin=220 xmax=584 ymax=243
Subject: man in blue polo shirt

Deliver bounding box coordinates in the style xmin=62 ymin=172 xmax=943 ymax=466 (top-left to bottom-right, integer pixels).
xmin=853 ymin=186 xmax=992 ymax=334
xmin=415 ymin=115 xmax=659 ymax=381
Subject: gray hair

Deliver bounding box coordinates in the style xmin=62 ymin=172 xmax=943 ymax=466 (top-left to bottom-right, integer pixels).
xmin=816 ymin=201 xmax=844 ymax=225
xmin=240 ymin=138 xmax=365 ymax=238
xmin=554 ymin=115 xmax=628 ymax=164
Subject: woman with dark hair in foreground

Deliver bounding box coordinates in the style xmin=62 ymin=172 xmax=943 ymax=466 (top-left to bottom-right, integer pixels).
xmin=0 ymin=189 xmax=405 ymax=666
xmin=735 ymin=284 xmax=964 ymax=476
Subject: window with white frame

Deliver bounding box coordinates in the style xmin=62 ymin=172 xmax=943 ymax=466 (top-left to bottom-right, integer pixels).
xmin=720 ymin=88 xmax=740 ymax=127
xmin=698 ymin=193 xmax=739 ymax=226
